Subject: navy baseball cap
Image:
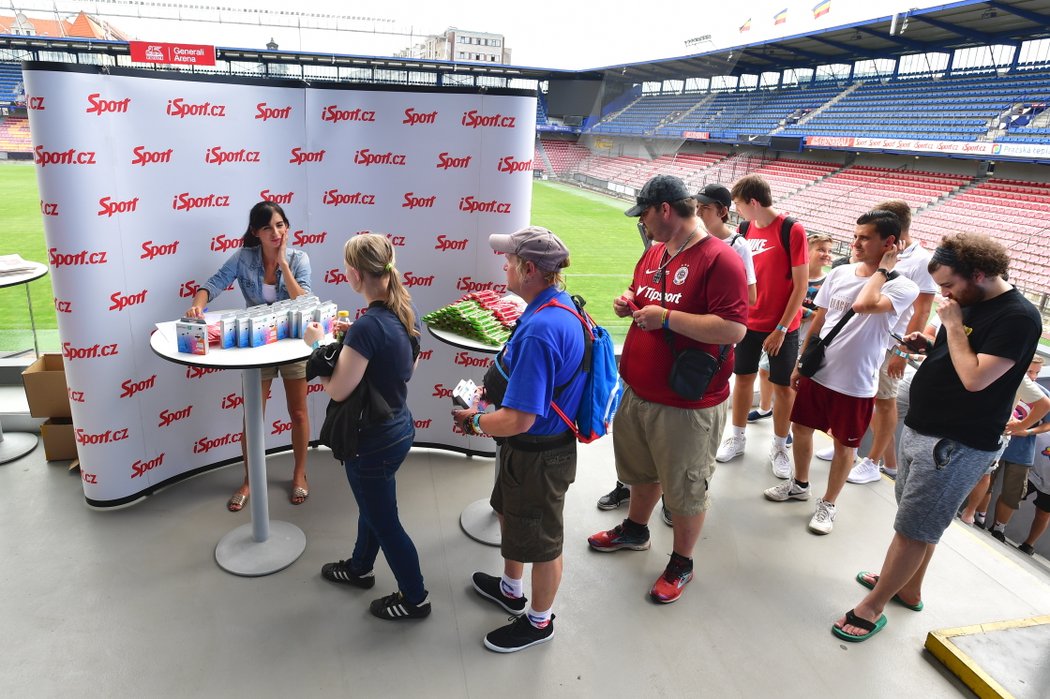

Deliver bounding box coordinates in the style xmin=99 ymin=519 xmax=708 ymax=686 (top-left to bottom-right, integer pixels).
xmin=624 ymin=175 xmax=691 ymax=217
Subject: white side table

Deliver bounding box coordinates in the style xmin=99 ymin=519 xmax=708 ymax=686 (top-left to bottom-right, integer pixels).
xmin=150 ymin=321 xmax=312 ymax=576
xmin=0 ymin=262 xmax=48 ymax=464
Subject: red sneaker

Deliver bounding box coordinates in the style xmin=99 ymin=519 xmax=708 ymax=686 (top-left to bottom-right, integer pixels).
xmin=587 ymin=522 xmax=651 ymax=552
xmin=649 ymin=557 xmax=693 ymax=603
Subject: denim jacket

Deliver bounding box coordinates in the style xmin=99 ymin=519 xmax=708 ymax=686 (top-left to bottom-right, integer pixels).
xmin=201 ymin=246 xmax=312 ymax=307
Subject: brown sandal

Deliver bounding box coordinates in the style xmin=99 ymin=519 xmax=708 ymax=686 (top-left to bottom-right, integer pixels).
xmin=291 ymin=486 xmax=309 ymax=505
xmin=227 ymin=492 xmax=248 ymax=512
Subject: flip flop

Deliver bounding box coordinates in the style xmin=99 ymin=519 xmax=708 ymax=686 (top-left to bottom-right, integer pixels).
xmin=832 ymin=609 xmax=887 ymax=643
xmin=291 ymin=486 xmax=309 ymax=505
xmin=227 ymin=492 xmax=248 ymax=512
xmin=855 ymin=571 xmax=924 ymax=612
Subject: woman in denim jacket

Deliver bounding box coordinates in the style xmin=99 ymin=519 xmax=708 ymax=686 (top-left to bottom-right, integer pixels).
xmin=304 ymin=234 xmax=430 ymax=621
xmin=186 ymin=201 xmax=313 ymax=511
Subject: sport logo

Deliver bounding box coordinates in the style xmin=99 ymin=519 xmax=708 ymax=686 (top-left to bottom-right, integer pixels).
xmin=109 ymin=289 xmax=147 ymax=311
xmin=323 ymin=269 xmax=349 ymax=285
xmin=402 ymin=192 xmax=436 ymax=209
xmin=97 ymin=196 xmax=139 ymax=217
xmin=432 ymin=383 xmax=454 ymax=400
xmin=414 ymin=418 xmax=433 ymax=429
xmin=417 ymin=349 xmax=433 ymax=361
xmin=193 ymin=431 xmax=242 ymax=454
xmin=172 ymin=192 xmax=231 ymax=212
xmin=185 ymin=366 xmax=223 ymax=380
xmin=158 ymin=406 xmax=192 ymax=428
xmin=289 ymin=147 xmax=326 ymax=165
xmin=497 ymin=155 xmax=533 ymax=174
xmin=322 ymin=190 xmax=375 ymax=207
xmin=141 ymin=240 xmax=180 ymax=260
xmin=40 ymin=200 xmax=58 ymax=216
xmin=436 ymin=152 xmax=472 ymax=170
xmin=131 ymin=146 xmax=174 ymax=166
xmin=205 ymin=146 xmax=261 ymax=165
xmin=49 ymin=248 xmax=107 ymax=267
xmin=435 ymin=235 xmax=468 ymax=251
xmin=307 ymin=382 xmax=326 ymax=395
xmin=120 ymin=374 xmax=157 ymax=398
xmin=178 ymin=280 xmax=198 ymax=298
xmin=292 ymin=230 xmax=327 ymax=246
xmin=221 ymin=393 xmax=243 ymax=410
xmin=456 ymin=277 xmax=507 ymax=294
xmin=320 ymin=105 xmax=377 ymax=123
xmin=76 ymin=427 xmax=130 ymax=445
xmin=85 ymin=93 xmax=131 ymax=116
xmin=131 ymin=453 xmax=165 ymax=479
xmin=63 ymin=342 xmax=119 ymax=360
xmin=255 ymin=102 xmax=292 ymax=121
xmin=402 ymin=272 xmax=435 ymax=288
xmin=34 ymin=146 xmax=96 ymax=167
xmin=272 ymin=420 xmax=292 ymax=436
xmin=354 ymin=149 xmax=407 ymax=167
xmin=458 ymin=196 xmax=511 ymax=214
xmin=403 ymin=108 xmax=437 ymax=125
xmin=461 ymin=110 xmax=516 ymax=129
xmin=54 ymin=298 xmax=72 ymax=314
xmin=166 ymin=97 xmax=227 ymax=118
xmin=68 ymin=388 xmax=86 ymax=403
xmin=260 ymin=189 xmax=294 ymax=204
xmin=210 ymin=234 xmax=242 ymax=252
xmin=455 ymin=351 xmax=492 ymax=368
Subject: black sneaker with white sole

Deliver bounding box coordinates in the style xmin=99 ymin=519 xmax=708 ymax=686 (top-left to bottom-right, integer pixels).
xmin=484 ymin=614 xmax=555 ymax=653
xmin=321 ymin=559 xmax=376 ymax=589
xmin=597 ymin=482 xmax=631 ymax=510
xmin=369 ymin=591 xmax=431 ymax=620
xmin=472 ymin=572 xmax=527 ymax=615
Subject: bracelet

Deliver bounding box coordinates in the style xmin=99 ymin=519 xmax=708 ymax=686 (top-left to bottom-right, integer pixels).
xmin=661 ymin=309 xmax=671 ymax=329
xmin=311 ymin=340 xmax=320 ymax=350
xmin=891 ymin=347 xmax=908 ymax=358
xmin=471 ymin=412 xmax=484 ymax=436
xmin=775 ymin=324 xmax=789 ymax=333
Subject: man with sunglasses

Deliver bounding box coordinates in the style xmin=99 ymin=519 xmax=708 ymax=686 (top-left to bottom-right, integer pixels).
xmin=587 ymin=175 xmax=747 ymax=604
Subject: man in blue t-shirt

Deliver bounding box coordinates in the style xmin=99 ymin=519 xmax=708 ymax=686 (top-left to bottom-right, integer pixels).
xmin=452 ymin=226 xmax=585 ymax=653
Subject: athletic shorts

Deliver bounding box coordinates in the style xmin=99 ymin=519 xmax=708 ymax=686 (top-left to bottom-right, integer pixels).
xmin=261 ymin=359 xmax=307 ymax=382
xmin=490 ymin=438 xmax=576 ymax=563
xmin=733 ymin=328 xmax=800 ymax=386
xmin=876 ymin=350 xmax=903 ymax=400
xmin=998 ymin=461 xmax=1031 ymax=510
xmin=790 ymin=376 xmax=874 ymax=448
xmin=613 ymin=386 xmax=726 ymax=516
xmin=895 ymin=427 xmax=999 ymax=544
xmin=1025 ymin=480 xmax=1050 ymax=513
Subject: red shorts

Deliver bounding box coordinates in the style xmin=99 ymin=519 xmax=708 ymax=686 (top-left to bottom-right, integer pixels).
xmin=790 ymin=376 xmax=874 ymax=448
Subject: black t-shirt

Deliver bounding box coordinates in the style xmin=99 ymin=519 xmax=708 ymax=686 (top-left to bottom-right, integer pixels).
xmin=344 ymin=302 xmax=421 ymax=412
xmin=907 ymin=288 xmax=1041 ymax=451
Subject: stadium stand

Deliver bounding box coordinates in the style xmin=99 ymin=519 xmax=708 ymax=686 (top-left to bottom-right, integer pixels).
xmin=0 ymin=61 xmax=23 ymax=104
xmin=0 ymin=115 xmax=31 ymax=152
xmin=537 ymin=138 xmax=591 ymax=175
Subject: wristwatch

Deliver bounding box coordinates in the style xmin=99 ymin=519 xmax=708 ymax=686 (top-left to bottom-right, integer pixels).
xmin=876 ymin=268 xmax=899 ymax=280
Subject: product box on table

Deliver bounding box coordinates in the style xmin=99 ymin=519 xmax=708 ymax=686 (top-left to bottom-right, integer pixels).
xmin=21 ymin=353 xmax=71 ymax=418
xmin=176 ymin=320 xmax=209 ymax=355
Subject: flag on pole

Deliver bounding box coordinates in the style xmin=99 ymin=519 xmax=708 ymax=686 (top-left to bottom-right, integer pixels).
xmin=813 ymin=0 xmax=831 ymax=19
xmin=740 ymin=18 xmax=751 ymax=33
xmin=774 ymin=8 xmax=788 ymax=25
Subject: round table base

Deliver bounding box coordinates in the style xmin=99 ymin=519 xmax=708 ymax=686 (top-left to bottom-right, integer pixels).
xmin=460 ymin=498 xmax=501 ymax=546
xmin=0 ymin=431 xmax=39 ymax=465
xmin=215 ymin=520 xmax=306 ymax=576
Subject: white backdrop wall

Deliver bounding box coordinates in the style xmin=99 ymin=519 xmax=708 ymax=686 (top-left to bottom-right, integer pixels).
xmin=23 ymin=62 xmax=536 ymax=506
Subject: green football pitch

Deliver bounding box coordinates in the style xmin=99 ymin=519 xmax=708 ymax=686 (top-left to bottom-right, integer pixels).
xmin=0 ymin=165 xmax=640 ymax=348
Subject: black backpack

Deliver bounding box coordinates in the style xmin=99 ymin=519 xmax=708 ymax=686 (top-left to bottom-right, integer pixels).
xmin=739 ymin=216 xmax=797 ymax=280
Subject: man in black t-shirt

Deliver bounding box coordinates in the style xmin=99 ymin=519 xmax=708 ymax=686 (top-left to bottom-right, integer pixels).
xmin=832 ymin=233 xmax=1041 ymax=643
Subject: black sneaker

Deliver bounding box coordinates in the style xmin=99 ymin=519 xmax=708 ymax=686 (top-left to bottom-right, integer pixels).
xmin=369 ymin=591 xmax=431 ymax=620
xmin=321 ymin=560 xmax=376 ymax=589
xmin=483 ymin=614 xmax=555 ymax=653
xmin=990 ymin=528 xmax=1007 ymax=543
xmin=472 ymin=572 xmax=527 ymax=615
xmin=597 ymin=482 xmax=631 ymax=510
xmin=661 ymin=503 xmax=673 ymax=527
xmin=1018 ymin=542 xmax=1035 ymax=555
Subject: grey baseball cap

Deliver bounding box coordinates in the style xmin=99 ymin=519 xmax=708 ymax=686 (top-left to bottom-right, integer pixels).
xmin=624 ymin=175 xmax=692 ymax=216
xmin=489 ymin=226 xmax=569 ymax=272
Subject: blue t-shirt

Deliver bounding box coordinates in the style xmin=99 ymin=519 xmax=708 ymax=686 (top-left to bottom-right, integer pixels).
xmin=344 ymin=302 xmax=420 ymax=412
xmin=1002 ymin=383 xmax=1050 ymax=466
xmin=500 ymin=286 xmax=586 ymax=436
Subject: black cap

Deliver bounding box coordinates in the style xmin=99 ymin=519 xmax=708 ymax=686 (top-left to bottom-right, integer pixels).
xmin=624 ymin=175 xmax=691 ymax=217
xmin=695 ymin=183 xmax=732 ymax=210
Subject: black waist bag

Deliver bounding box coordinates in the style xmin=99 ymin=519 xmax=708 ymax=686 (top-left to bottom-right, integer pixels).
xmin=320 ymin=380 xmax=392 ymax=462
xmin=667 ymin=345 xmax=729 ymax=401
xmin=797 ymin=309 xmax=855 ymax=379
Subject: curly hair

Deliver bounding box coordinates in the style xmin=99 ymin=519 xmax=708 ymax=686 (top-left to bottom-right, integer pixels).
xmin=928 ymin=232 xmax=1010 ymax=279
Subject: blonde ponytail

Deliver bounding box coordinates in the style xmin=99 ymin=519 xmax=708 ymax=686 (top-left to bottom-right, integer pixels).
xmin=344 ymin=234 xmax=419 ymax=338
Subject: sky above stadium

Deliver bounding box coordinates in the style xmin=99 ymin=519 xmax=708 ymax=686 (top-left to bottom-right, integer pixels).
xmin=29 ymin=0 xmax=952 ymax=69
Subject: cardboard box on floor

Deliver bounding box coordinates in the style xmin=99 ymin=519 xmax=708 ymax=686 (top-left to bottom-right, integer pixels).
xmin=41 ymin=418 xmax=78 ymax=461
xmin=21 ymin=353 xmax=71 ymax=418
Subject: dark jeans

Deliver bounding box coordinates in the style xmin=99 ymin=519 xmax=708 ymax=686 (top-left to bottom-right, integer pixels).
xmin=344 ymin=410 xmax=425 ymax=603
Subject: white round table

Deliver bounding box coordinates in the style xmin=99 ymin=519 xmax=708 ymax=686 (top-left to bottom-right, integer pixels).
xmin=150 ymin=320 xmax=312 ymax=576
xmin=427 ymin=324 xmax=503 ymax=547
xmin=0 ymin=262 xmax=48 ymax=464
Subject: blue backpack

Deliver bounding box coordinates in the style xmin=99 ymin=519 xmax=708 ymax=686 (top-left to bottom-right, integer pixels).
xmin=537 ymin=295 xmax=622 ymax=444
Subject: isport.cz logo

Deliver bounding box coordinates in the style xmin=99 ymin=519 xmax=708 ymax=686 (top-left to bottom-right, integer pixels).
xmin=322 ymin=190 xmax=375 ymax=207
xmin=354 ymin=149 xmax=407 ymax=166
xmin=255 ymin=102 xmax=292 ymax=121
xmin=461 ymin=110 xmax=516 ymax=128
xmin=97 ymin=196 xmax=139 ymax=217
xmin=436 ymin=152 xmax=472 ymax=170
xmin=435 ymin=235 xmax=469 ymax=251
xmin=456 ymin=277 xmax=507 ymax=294
xmin=140 ymin=240 xmax=180 ymax=261
xmin=120 ymin=374 xmax=157 ymax=398
xmin=166 ymin=97 xmax=226 ymax=118
xmin=34 ymin=146 xmax=96 ymax=167
xmin=402 ymin=193 xmax=436 ymax=209
xmin=210 ymin=234 xmax=243 ymax=253
xmin=131 ymin=453 xmax=165 ymax=479
xmin=204 ymin=146 xmax=261 ymax=165
xmin=402 ymin=272 xmax=435 ymax=288
xmin=49 ymin=248 xmax=107 ymax=267
xmin=497 ymin=155 xmax=533 ymax=174
xmin=292 ymin=230 xmax=327 ymax=246
xmin=108 ymin=289 xmax=148 ymax=312
xmin=158 ymin=406 xmax=192 ymax=428
xmin=458 ymin=196 xmax=511 ymax=214
xmin=320 ymin=105 xmax=376 ymax=123
xmin=193 ymin=431 xmax=242 ymax=455
xmin=402 ymin=108 xmax=437 ymax=125
xmin=172 ymin=192 xmax=231 ymax=212
xmin=289 ymin=148 xmax=326 ymax=165
xmin=63 ymin=342 xmax=119 ymax=360
xmin=260 ymin=189 xmax=294 ymax=205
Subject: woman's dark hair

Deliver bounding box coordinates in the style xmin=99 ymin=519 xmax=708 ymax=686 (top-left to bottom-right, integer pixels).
xmin=241 ymin=201 xmax=289 ymax=248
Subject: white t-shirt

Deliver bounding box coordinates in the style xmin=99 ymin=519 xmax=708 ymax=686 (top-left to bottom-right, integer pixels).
xmin=261 ymin=283 xmax=277 ymax=303
xmin=886 ymin=241 xmax=938 ymax=347
xmin=812 ymin=263 xmax=919 ymax=398
xmin=728 ymin=234 xmax=757 ymax=286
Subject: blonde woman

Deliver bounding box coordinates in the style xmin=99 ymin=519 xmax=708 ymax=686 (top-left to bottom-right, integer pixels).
xmin=304 ymin=234 xmax=428 ymax=621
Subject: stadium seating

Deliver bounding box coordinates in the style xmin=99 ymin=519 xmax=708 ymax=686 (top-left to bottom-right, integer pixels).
xmin=538 ymin=138 xmax=591 ymax=174
xmin=0 ymin=115 xmax=31 ymax=152
xmin=0 ymin=62 xmax=23 ymax=104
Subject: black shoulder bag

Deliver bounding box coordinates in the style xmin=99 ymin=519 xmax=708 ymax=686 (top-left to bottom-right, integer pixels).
xmin=797 ymin=309 xmax=855 ymax=378
xmin=660 ymin=269 xmax=729 ymax=401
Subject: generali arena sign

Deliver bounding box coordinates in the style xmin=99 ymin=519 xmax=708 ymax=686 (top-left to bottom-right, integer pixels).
xmin=23 ymin=62 xmax=536 ymax=506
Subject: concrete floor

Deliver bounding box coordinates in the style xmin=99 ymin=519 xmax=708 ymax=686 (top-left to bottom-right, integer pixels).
xmin=2 ymin=418 xmax=1049 ymax=698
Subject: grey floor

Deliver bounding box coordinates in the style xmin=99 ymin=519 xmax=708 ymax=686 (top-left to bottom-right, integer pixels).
xmin=2 ymin=417 xmax=1049 ymax=698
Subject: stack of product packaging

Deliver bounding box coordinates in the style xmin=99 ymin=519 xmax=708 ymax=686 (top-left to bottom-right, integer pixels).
xmin=176 ymin=295 xmax=338 ymax=354
xmin=422 ymin=291 xmax=522 ymax=347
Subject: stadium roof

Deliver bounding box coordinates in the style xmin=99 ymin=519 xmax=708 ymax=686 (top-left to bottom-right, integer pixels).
xmin=594 ymin=0 xmax=1050 ymax=83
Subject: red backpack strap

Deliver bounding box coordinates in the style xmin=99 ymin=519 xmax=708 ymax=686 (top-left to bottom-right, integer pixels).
xmin=533 ymin=298 xmax=593 ymax=440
